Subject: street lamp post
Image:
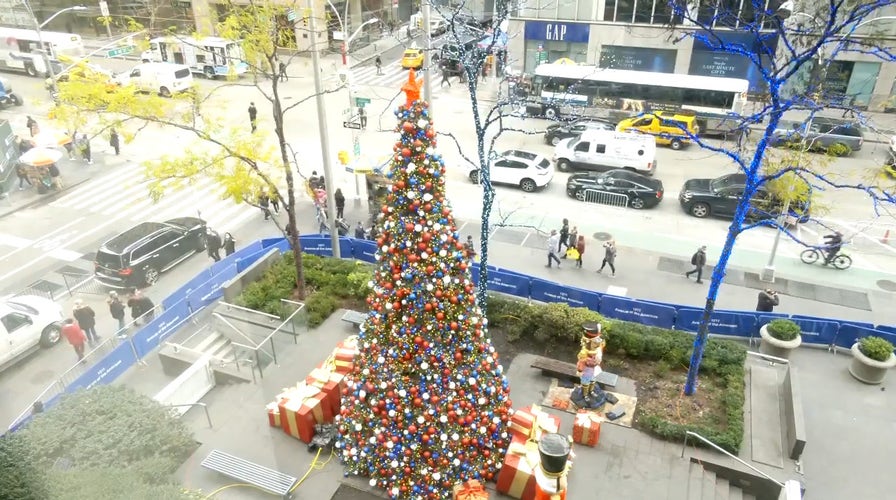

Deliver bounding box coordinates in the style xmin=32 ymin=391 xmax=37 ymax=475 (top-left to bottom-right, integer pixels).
xmin=21 ymin=3 xmax=88 ymax=93
xmin=340 ymin=17 xmax=379 ymax=202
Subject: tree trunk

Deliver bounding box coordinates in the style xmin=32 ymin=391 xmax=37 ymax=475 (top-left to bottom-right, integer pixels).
xmin=465 ymin=74 xmax=494 ymax=312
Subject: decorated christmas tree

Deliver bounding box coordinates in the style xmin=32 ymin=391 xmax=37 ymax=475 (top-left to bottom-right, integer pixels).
xmin=336 ymin=71 xmax=513 ymax=498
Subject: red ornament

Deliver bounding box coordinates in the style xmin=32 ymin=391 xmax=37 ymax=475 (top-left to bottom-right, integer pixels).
xmin=402 ymin=148 xmax=411 ymax=157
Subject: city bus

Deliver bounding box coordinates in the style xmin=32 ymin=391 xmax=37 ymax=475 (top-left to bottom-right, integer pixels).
xmin=0 ymin=27 xmax=84 ymax=77
xmin=525 ymin=64 xmax=750 ymax=136
xmin=141 ymin=36 xmax=249 ymax=78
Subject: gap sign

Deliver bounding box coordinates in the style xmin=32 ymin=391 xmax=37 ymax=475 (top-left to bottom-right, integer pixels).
xmin=524 ymin=21 xmax=590 ymax=43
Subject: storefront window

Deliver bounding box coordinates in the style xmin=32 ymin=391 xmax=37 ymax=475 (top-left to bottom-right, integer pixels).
xmin=600 ymin=45 xmax=676 ymax=73
xmin=558 ymin=0 xmax=577 ymax=19
xmin=846 ymin=61 xmax=881 ymax=108
xmin=634 ymin=0 xmax=653 ymax=23
xmin=524 ymin=40 xmax=588 ymax=72
xmin=604 ymin=0 xmax=636 ymax=23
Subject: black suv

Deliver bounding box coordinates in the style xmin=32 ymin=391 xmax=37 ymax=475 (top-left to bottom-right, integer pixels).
xmin=678 ymin=174 xmax=810 ymax=222
xmin=94 ymin=217 xmax=207 ymax=288
xmin=566 ymin=170 xmax=664 ymax=209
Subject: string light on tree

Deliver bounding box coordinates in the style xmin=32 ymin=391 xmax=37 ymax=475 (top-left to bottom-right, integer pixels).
xmin=336 ymin=69 xmax=513 ymax=499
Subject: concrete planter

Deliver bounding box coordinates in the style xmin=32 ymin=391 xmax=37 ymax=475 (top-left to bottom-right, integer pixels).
xmin=758 ymin=324 xmax=802 ymax=360
xmin=848 ymin=343 xmax=896 ymax=384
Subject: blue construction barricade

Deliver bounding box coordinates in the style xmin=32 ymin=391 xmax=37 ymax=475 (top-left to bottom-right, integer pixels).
xmin=530 ymin=278 xmax=601 ymax=311
xmin=675 ymin=308 xmax=757 ymax=338
xmin=485 ymin=270 xmax=531 ymax=298
xmin=788 ymin=315 xmax=841 ymax=346
xmin=599 ymin=295 xmax=676 ymax=329
xmin=352 ymin=239 xmax=379 ymax=263
xmin=65 ymin=341 xmax=139 ymax=394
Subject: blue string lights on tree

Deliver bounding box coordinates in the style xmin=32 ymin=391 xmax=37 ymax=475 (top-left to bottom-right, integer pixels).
xmin=335 ymin=70 xmax=513 ymax=499
xmin=670 ymin=1 xmax=896 ymax=395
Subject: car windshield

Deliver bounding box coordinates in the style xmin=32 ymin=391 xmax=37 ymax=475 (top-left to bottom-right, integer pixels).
xmin=710 ymin=175 xmax=743 ymax=191
xmin=505 ymin=150 xmax=538 ymax=161
xmin=4 ymin=300 xmax=38 ymax=315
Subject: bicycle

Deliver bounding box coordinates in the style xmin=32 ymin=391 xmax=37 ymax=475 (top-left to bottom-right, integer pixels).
xmin=800 ymin=248 xmax=852 ymax=270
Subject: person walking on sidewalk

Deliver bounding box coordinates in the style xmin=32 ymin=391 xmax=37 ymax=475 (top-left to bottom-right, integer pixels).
xmin=206 ymin=229 xmax=222 ymax=262
xmin=440 ymin=67 xmax=452 ymax=88
xmin=354 ymin=222 xmax=365 ymax=239
xmin=464 ymin=235 xmax=477 ymax=260
xmin=567 ymin=225 xmax=578 ymax=253
xmin=756 ymin=289 xmax=780 ymax=312
xmin=375 ymin=56 xmax=383 ymax=75
xmin=61 ymin=318 xmax=87 ymax=361
xmin=558 ymin=219 xmax=570 ymax=255
xmin=223 ymin=232 xmax=236 ymax=256
xmin=258 ymin=191 xmax=271 ymax=220
xmin=270 ymin=192 xmax=280 ymax=214
xmin=358 ymin=107 xmax=367 ymax=129
xmin=248 ymin=102 xmax=258 ymax=132
xmin=685 ymin=245 xmax=707 ymax=284
xmin=546 ymin=230 xmax=562 ymax=268
xmin=597 ymin=240 xmax=617 ymax=276
xmin=26 ymin=116 xmax=38 ymax=137
xmin=334 ymin=188 xmax=346 ymax=219
xmin=15 ymin=163 xmax=31 ymax=190
xmin=107 ymin=291 xmax=126 ymax=332
xmin=110 ymin=128 xmax=120 ymax=155
xmin=73 ymin=299 xmax=99 ymax=343
xmin=278 ymin=60 xmax=288 ymax=82
xmin=575 ymin=235 xmax=585 ymax=268
xmin=79 ymin=133 xmax=92 ymax=164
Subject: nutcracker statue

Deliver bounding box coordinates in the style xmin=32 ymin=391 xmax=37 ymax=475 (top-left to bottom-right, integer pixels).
xmin=534 ymin=433 xmax=572 ymax=500
xmin=570 ymin=322 xmax=609 ymax=409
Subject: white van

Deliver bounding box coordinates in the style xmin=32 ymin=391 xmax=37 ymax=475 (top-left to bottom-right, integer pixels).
xmin=115 ymin=62 xmax=193 ymax=97
xmin=0 ymin=295 xmax=64 ymax=372
xmin=553 ymin=130 xmax=658 ymax=176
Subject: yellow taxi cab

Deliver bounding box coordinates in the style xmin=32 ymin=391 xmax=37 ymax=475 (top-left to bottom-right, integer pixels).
xmin=401 ymin=48 xmax=424 ymax=69
xmin=616 ymin=111 xmax=699 ymax=150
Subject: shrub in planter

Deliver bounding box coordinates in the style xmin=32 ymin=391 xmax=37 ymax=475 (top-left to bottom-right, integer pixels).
xmin=759 ymin=318 xmax=802 ymax=359
xmin=849 ymin=336 xmax=896 ymax=384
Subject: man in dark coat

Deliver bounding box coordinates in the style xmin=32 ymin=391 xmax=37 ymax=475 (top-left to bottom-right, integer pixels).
xmin=334 ymin=188 xmax=346 ymax=219
xmin=685 ymin=245 xmax=707 ymax=284
xmin=248 ymin=102 xmax=257 ymax=132
xmin=72 ymin=299 xmax=98 ymax=343
xmin=206 ymin=229 xmax=222 ymax=262
xmin=756 ymin=289 xmax=780 ymax=312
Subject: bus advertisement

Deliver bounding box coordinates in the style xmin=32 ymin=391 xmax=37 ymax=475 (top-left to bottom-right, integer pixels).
xmin=0 ymin=28 xmax=84 ymax=77
xmin=141 ymin=36 xmax=249 ymax=78
xmin=525 ymin=63 xmax=750 ymax=137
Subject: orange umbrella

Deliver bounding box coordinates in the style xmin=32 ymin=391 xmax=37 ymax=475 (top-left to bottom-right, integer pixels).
xmin=19 ymin=147 xmax=64 ymax=167
xmin=32 ymin=129 xmax=73 ymax=148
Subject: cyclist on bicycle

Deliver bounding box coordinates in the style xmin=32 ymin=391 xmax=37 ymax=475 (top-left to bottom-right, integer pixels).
xmin=823 ymin=231 xmax=843 ymax=265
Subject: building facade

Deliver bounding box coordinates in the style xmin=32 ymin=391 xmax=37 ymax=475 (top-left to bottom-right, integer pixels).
xmin=508 ymin=0 xmax=896 ymax=110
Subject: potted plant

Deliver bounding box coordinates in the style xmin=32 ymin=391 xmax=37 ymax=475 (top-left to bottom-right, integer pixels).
xmin=849 ymin=336 xmax=896 ymax=384
xmin=759 ymin=319 xmax=802 ymax=359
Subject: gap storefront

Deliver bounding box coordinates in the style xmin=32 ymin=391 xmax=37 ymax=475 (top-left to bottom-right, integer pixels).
xmin=523 ymin=20 xmax=590 ymax=72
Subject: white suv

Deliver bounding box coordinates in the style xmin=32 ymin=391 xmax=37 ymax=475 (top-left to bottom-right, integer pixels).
xmin=0 ymin=295 xmax=64 ymax=372
xmin=467 ymin=150 xmax=554 ymax=193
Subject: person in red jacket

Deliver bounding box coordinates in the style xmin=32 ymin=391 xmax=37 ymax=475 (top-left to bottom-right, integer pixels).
xmin=61 ymin=318 xmax=87 ymax=361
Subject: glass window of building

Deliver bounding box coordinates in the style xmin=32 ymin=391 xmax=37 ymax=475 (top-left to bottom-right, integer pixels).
xmin=634 ymin=0 xmax=654 ymax=23
xmin=605 ymin=0 xmax=636 ymax=23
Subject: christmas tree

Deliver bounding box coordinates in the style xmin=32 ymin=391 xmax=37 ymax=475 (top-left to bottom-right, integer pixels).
xmin=336 ymin=71 xmax=513 ymax=498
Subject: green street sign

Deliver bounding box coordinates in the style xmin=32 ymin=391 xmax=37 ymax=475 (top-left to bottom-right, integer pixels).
xmin=354 ymin=97 xmax=371 ymax=107
xmin=287 ymin=8 xmax=297 ymax=21
xmin=107 ymin=45 xmax=135 ymax=57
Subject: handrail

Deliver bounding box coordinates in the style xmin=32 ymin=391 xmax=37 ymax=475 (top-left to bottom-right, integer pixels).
xmin=219 ymin=301 xmax=280 ymax=321
xmin=166 ymin=403 xmax=213 ymax=428
xmin=681 ymin=431 xmax=785 ymax=489
xmin=747 ymin=350 xmax=791 ymax=365
xmin=213 ymin=312 xmax=261 ymax=348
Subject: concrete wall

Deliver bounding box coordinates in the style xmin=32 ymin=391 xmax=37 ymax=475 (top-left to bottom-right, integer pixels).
xmin=221 ymin=248 xmax=282 ymax=303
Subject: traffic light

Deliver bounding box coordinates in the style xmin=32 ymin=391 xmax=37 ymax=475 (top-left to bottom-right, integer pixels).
xmin=338 ymin=150 xmax=350 ymax=165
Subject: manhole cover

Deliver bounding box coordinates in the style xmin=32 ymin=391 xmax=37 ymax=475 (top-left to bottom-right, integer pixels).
xmin=593 ymin=232 xmax=613 ymax=241
xmin=877 ymin=279 xmax=896 ymax=292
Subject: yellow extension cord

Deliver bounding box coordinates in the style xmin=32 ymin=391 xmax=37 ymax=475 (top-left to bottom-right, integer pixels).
xmin=202 ymin=447 xmax=334 ymax=499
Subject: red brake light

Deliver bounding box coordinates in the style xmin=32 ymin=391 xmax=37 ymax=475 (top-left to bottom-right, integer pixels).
xmin=656 ymin=191 xmax=663 ymax=199
xmin=118 ymin=268 xmax=133 ymax=276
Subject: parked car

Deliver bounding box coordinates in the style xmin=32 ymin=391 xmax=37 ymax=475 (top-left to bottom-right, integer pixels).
xmin=401 ymin=48 xmax=424 ymax=70
xmin=0 ymin=295 xmax=64 ymax=372
xmin=467 ymin=150 xmax=554 ymax=192
xmin=553 ymin=130 xmax=657 ymax=175
xmin=429 ymin=18 xmax=448 ymax=36
xmin=616 ymin=111 xmax=698 ymax=150
xmin=678 ymin=173 xmax=810 ymax=221
xmin=768 ymin=117 xmax=863 ymax=155
xmin=113 ymin=62 xmax=193 ymax=97
xmin=94 ymin=217 xmax=208 ymax=288
xmin=543 ymin=120 xmax=615 ymax=146
xmin=566 ymin=169 xmax=664 ymax=209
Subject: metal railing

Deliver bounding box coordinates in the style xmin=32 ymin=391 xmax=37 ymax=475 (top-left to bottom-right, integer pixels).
xmin=59 ymin=272 xmax=109 ymax=298
xmin=681 ymin=431 xmax=786 ymax=490
xmin=746 ymin=350 xmax=791 ymax=365
xmin=583 ymin=189 xmax=628 ymax=208
xmin=166 ymin=403 xmax=213 ymax=428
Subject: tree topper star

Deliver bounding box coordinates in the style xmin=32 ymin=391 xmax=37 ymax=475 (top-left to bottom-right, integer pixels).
xmin=402 ymin=68 xmax=422 ymax=107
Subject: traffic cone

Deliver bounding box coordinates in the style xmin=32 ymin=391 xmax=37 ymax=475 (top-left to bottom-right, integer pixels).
xmin=882 ymin=229 xmax=891 ymax=244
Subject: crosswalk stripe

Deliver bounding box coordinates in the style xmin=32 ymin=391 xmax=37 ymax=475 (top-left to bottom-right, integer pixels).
xmin=52 ymin=167 xmax=137 ymax=207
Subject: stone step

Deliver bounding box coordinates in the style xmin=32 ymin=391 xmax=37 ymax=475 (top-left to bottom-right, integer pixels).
xmin=714 ymin=476 xmax=731 ymax=500
xmin=687 ymin=461 xmax=704 ymax=500
xmin=701 ymin=469 xmax=717 ymax=499
xmin=749 ymin=364 xmax=785 ymax=468
xmin=667 ymin=458 xmax=691 ymax=500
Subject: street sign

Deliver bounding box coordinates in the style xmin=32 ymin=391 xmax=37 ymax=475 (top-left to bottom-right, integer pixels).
xmin=353 ymin=136 xmax=361 ymax=156
xmin=287 ymin=8 xmax=297 ymax=21
xmin=107 ymin=46 xmax=135 ymax=58
xmin=343 ymin=121 xmax=362 ymax=130
xmin=99 ymin=1 xmax=110 ymax=17
xmin=354 ymin=97 xmax=371 ymax=107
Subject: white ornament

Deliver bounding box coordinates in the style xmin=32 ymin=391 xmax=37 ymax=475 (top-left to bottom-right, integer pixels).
xmin=423 ymin=193 xmax=433 ymax=202
xmin=420 ymin=362 xmax=429 ymax=370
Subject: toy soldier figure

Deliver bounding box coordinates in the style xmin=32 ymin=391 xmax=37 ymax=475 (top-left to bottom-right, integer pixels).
xmin=571 ymin=322 xmax=609 ymax=409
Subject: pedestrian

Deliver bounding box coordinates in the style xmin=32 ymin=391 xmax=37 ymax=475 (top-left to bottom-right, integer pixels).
xmin=440 ymin=68 xmax=451 ymax=88
xmin=107 ymin=291 xmax=126 ymax=332
xmin=597 ymin=240 xmax=617 ymax=277
xmin=575 ymin=235 xmax=585 ymax=268
xmin=546 ymin=229 xmax=561 ymax=268
xmin=72 ymin=299 xmax=99 ymax=343
xmin=685 ymin=245 xmax=707 ymax=284
xmin=48 ymin=162 xmax=63 ymax=189
xmin=206 ymin=229 xmax=222 ymax=262
xmin=110 ymin=128 xmax=120 ymax=155
xmin=278 ymin=60 xmax=288 ymax=82
xmin=270 ymin=192 xmax=280 ymax=214
xmin=223 ymin=232 xmax=236 ymax=256
xmin=80 ymin=133 xmax=92 ymax=164
xmin=375 ymin=55 xmax=383 ymax=75
xmin=138 ymin=293 xmax=155 ymax=323
xmin=335 ymin=188 xmax=345 ymax=219
xmin=354 ymin=221 xmax=365 ymax=239
xmin=568 ymin=225 xmax=578 ymax=253
xmin=558 ymin=218 xmax=570 ymax=254
xmin=358 ymin=107 xmax=367 ymax=129
xmin=63 ymin=133 xmax=75 ymax=160
xmin=756 ymin=289 xmax=780 ymax=312
xmin=407 ymin=24 xmax=412 ymax=40
xmin=127 ymin=289 xmax=144 ymax=325
xmin=248 ymin=102 xmax=257 ymax=132
xmin=26 ymin=116 xmax=38 ymax=137
xmin=61 ymin=318 xmax=87 ymax=361
xmin=464 ymin=235 xmax=477 ymax=260
xmin=258 ymin=191 xmax=271 ymax=220
xmin=15 ymin=163 xmax=32 ymax=190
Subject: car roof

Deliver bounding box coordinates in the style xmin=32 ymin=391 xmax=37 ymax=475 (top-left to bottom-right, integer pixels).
xmin=499 ymin=150 xmax=544 ymax=163
xmin=100 ymin=221 xmax=170 ymax=254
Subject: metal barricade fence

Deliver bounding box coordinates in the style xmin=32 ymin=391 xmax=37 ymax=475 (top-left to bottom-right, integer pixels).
xmin=583 ymin=189 xmax=628 ymax=208
xmin=59 ymin=272 xmax=110 ymax=298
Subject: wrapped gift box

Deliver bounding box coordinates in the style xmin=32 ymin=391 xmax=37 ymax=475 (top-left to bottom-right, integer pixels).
xmin=265 ymin=402 xmax=281 ymax=428
xmin=572 ymin=411 xmax=602 ymax=447
xmin=306 ymin=366 xmax=346 ymax=416
xmin=453 ymin=479 xmax=490 ymax=500
xmin=496 ymin=436 xmax=539 ymax=500
xmin=279 ymin=383 xmax=331 ymax=443
xmin=509 ymin=406 xmax=539 ymax=439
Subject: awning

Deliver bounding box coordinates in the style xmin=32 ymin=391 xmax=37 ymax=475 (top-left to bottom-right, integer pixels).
xmin=477 ymin=31 xmax=508 ymax=50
